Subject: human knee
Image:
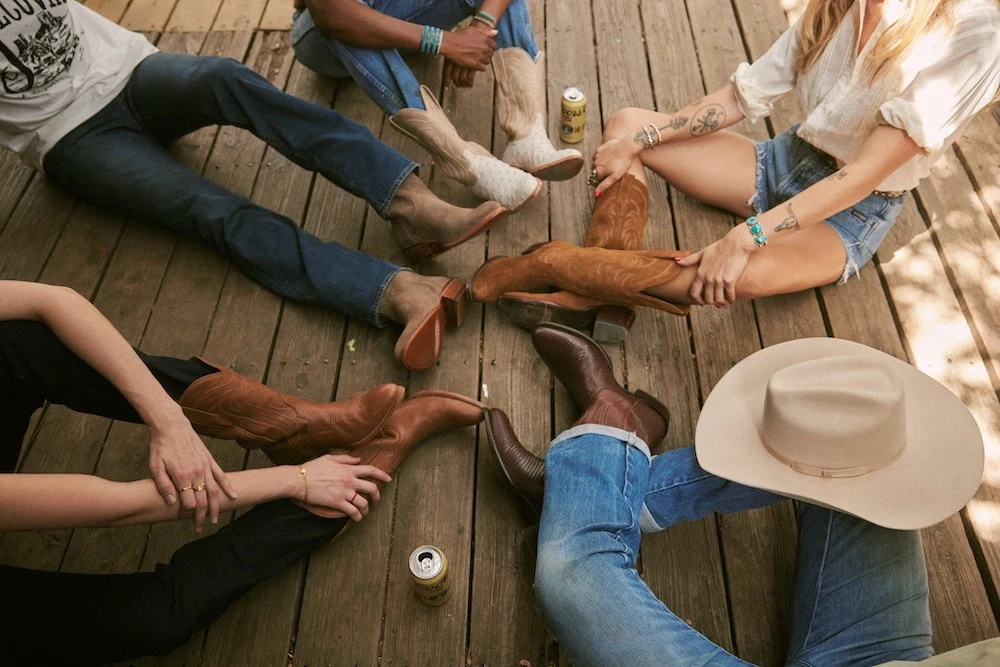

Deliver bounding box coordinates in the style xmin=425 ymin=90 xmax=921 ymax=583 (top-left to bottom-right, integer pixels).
xmin=603 ymin=107 xmax=647 ymax=140
xmin=193 ymin=56 xmax=257 ymax=89
xmin=533 ymin=539 xmax=594 ymax=616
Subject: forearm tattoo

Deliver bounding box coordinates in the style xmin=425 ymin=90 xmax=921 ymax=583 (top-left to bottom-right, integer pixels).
xmin=773 ymin=202 xmax=800 ymax=232
xmin=827 ymin=170 xmax=848 ymax=182
xmin=633 ymin=115 xmax=689 ymax=148
xmin=690 ymin=104 xmax=725 ymax=136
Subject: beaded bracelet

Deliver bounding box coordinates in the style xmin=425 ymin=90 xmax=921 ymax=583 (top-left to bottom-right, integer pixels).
xmin=420 ymin=25 xmax=444 ymax=56
xmin=745 ymin=216 xmax=768 ymax=247
xmin=476 ymin=10 xmax=497 ymax=27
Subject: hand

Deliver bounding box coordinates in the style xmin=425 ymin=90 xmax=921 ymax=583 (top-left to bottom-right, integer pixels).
xmin=443 ymin=61 xmax=478 ymax=89
xmin=677 ymin=227 xmax=757 ymax=307
xmin=147 ymin=409 xmax=237 ymax=532
xmin=440 ymin=25 xmax=497 ymax=71
xmin=301 ymin=454 xmax=392 ymax=522
xmin=592 ymin=137 xmax=642 ymax=194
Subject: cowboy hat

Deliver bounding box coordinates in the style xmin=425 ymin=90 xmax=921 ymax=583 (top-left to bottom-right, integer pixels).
xmin=695 ymin=338 xmax=983 ymax=530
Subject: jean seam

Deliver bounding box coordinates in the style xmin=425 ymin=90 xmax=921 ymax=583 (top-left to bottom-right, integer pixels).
xmin=338 ymin=47 xmax=409 ymax=113
xmin=793 ymin=510 xmax=833 ymax=660
xmin=377 ymin=161 xmax=419 ymax=218
xmin=645 ymin=470 xmax=715 ymax=495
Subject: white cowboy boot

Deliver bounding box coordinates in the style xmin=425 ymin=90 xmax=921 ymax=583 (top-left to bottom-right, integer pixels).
xmin=493 ymin=49 xmax=584 ymax=181
xmin=390 ymin=86 xmax=542 ymax=211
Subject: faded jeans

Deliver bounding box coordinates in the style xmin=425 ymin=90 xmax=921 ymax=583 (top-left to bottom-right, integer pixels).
xmin=44 ymin=52 xmax=417 ymax=325
xmin=535 ymin=428 xmax=934 ymax=667
xmin=291 ymin=0 xmax=539 ymax=115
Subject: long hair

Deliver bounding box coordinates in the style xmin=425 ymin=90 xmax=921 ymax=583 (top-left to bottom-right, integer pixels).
xmin=795 ymin=0 xmax=954 ymax=81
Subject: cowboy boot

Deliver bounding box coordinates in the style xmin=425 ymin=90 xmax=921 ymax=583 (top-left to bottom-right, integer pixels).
xmin=492 ymin=49 xmax=583 ymax=181
xmin=498 ymin=174 xmax=650 ymax=341
xmin=390 ymin=85 xmax=542 ymax=211
xmin=304 ymin=390 xmax=486 ymax=519
xmin=469 ymin=241 xmax=691 ymax=316
xmin=484 ymin=408 xmax=544 ymax=517
xmin=385 ymin=173 xmax=507 ymax=264
xmin=178 ymin=359 xmax=405 ymax=465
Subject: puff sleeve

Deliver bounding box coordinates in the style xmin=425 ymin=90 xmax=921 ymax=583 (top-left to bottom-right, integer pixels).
xmin=731 ymin=19 xmax=802 ymax=122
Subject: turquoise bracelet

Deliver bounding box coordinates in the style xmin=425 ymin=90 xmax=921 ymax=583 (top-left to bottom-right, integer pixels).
xmin=476 ymin=10 xmax=497 ymax=27
xmin=745 ymin=216 xmax=768 ymax=247
xmin=420 ymin=26 xmax=443 ymax=56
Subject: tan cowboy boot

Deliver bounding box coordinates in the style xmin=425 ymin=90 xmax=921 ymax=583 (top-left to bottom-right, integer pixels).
xmin=469 ymin=241 xmax=691 ymax=316
xmin=178 ymin=359 xmax=405 ymax=465
xmin=498 ymin=174 xmax=650 ymax=341
xmin=385 ymin=173 xmax=506 ymax=264
xmin=390 ymin=85 xmax=542 ymax=211
xmin=492 ymin=49 xmax=583 ymax=181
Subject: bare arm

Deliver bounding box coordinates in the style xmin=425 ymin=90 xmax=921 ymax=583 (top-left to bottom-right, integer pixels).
xmin=303 ymin=0 xmax=496 ymax=71
xmin=679 ymin=125 xmax=924 ymax=305
xmin=0 ymin=453 xmax=391 ymax=532
xmin=0 ymin=280 xmax=236 ymax=528
xmin=592 ymin=84 xmax=745 ymax=192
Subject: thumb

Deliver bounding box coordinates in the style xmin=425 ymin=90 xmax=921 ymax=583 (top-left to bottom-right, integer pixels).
xmin=595 ymin=174 xmax=619 ymax=197
xmin=676 ymin=251 xmax=702 ymax=267
xmin=489 ymin=30 xmax=498 ymax=36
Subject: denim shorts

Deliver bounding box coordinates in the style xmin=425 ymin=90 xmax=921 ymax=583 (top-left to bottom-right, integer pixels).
xmin=753 ymin=125 xmax=907 ymax=283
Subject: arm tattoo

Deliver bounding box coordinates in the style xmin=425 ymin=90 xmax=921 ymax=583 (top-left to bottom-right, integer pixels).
xmin=773 ymin=202 xmax=800 ymax=233
xmin=690 ymin=104 xmax=726 ymax=136
xmin=633 ymin=116 xmax=690 ymax=148
xmin=827 ymin=170 xmax=848 ymax=182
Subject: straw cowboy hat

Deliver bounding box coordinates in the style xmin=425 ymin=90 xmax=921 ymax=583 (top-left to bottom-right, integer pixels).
xmin=696 ymin=338 xmax=984 ymax=530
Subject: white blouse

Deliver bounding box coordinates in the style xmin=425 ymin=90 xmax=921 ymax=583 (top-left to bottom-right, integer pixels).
xmin=731 ymin=0 xmax=1000 ymax=191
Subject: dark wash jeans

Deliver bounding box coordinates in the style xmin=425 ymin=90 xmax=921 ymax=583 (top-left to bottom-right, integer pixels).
xmin=0 ymin=321 xmax=348 ymax=665
xmin=44 ymin=52 xmax=419 ymax=325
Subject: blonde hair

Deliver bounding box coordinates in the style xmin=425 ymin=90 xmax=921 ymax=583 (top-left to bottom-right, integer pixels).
xmin=796 ymin=0 xmax=954 ymax=81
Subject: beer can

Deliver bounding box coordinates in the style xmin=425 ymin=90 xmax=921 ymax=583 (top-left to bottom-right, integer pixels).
xmin=560 ymin=86 xmax=586 ymax=144
xmin=408 ymin=545 xmax=451 ymax=606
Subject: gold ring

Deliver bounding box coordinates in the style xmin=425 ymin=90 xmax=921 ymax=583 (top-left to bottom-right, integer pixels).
xmin=180 ymin=485 xmax=193 ymax=492
xmin=193 ymin=483 xmax=207 ymax=492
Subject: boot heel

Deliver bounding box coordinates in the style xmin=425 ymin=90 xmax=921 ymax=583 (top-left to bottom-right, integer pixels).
xmin=592 ymin=306 xmax=635 ymax=343
xmin=634 ymin=389 xmax=671 ymax=432
xmin=440 ymin=279 xmax=470 ymax=328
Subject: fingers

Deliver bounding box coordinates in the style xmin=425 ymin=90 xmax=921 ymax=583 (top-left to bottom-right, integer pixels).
xmin=487 ymin=37 xmax=497 ymax=50
xmin=595 ymin=173 xmax=619 ymax=196
xmin=463 ymin=68 xmax=476 ymax=87
xmin=725 ymin=281 xmax=737 ymax=304
xmin=204 ymin=474 xmax=221 ymax=527
xmin=328 ymin=453 xmax=361 ymax=465
xmin=714 ymin=283 xmax=727 ymax=308
xmin=150 ymin=459 xmax=176 ymax=506
xmin=193 ymin=480 xmax=208 ymax=532
xmin=213 ymin=460 xmax=238 ymax=500
xmin=337 ymin=498 xmax=364 ymax=522
xmin=355 ymin=478 xmax=381 ymax=504
xmin=358 ymin=465 xmax=392 ymax=484
xmin=689 ymin=276 xmax=705 ymax=305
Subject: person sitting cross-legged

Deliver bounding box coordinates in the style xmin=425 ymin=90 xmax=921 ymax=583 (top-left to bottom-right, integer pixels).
xmin=484 ymin=323 xmax=989 ymax=667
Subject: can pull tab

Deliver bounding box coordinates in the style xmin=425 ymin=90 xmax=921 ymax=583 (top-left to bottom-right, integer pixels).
xmin=418 ymin=553 xmax=435 ymax=575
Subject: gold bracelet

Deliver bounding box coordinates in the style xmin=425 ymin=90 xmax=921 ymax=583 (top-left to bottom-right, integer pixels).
xmin=299 ymin=466 xmax=309 ymax=504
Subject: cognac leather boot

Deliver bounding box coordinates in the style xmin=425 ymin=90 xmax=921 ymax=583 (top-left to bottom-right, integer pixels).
xmin=391 ymin=85 xmax=542 ymax=211
xmin=498 ymin=174 xmax=651 ymax=341
xmin=493 ymin=49 xmax=583 ymax=181
xmin=178 ymin=359 xmax=405 ymax=465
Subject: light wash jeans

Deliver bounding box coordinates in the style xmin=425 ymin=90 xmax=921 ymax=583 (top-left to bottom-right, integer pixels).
xmin=291 ymin=0 xmax=539 ymax=115
xmin=535 ymin=428 xmax=935 ymax=667
xmin=44 ymin=53 xmax=416 ymax=325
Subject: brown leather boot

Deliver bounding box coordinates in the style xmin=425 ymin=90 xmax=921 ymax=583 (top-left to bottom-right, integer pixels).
xmin=386 ymin=173 xmax=507 ymax=264
xmin=469 ymin=241 xmax=690 ymax=316
xmin=484 ymin=408 xmax=544 ymax=517
xmin=304 ymin=390 xmax=486 ymax=519
xmin=178 ymin=359 xmax=405 ymax=465
xmin=497 ymin=175 xmax=651 ymax=341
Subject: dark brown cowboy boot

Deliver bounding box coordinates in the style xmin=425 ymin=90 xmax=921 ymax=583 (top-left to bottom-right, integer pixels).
xmin=178 ymin=358 xmax=405 ymax=465
xmin=484 ymin=408 xmax=545 ymax=517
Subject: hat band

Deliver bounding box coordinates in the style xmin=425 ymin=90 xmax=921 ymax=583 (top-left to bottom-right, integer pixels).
xmin=761 ymin=434 xmax=905 ymax=479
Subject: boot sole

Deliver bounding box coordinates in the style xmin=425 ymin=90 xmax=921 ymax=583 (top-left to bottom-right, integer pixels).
xmin=510 ymin=177 xmax=545 ymax=214
xmin=409 ymin=389 xmax=487 ymax=410
xmin=397 ymin=280 xmax=470 ymax=371
xmin=529 ymin=155 xmax=585 ymax=181
xmin=401 ymin=205 xmax=508 ymax=264
xmin=499 ymin=294 xmax=634 ymax=344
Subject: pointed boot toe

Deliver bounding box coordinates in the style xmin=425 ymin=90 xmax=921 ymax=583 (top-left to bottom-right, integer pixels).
xmin=484 ymin=408 xmax=544 ymax=517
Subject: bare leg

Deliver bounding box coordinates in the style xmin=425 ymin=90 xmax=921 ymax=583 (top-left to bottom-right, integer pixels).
xmin=602 ymin=108 xmax=758 ymax=217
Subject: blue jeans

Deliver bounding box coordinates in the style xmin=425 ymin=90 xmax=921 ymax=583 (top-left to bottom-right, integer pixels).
xmin=753 ymin=126 xmax=907 ymax=284
xmin=291 ymin=0 xmax=539 ymax=115
xmin=535 ymin=429 xmax=934 ymax=667
xmin=43 ymin=53 xmax=418 ymax=326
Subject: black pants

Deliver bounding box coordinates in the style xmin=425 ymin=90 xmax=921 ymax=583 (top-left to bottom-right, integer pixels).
xmin=0 ymin=321 xmax=348 ymax=665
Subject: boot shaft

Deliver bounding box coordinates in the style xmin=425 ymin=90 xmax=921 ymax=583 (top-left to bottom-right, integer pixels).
xmin=585 ymin=174 xmax=649 ymax=251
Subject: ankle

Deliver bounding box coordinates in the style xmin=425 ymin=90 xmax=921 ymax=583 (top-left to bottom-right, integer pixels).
xmin=378 ymin=270 xmax=449 ymax=325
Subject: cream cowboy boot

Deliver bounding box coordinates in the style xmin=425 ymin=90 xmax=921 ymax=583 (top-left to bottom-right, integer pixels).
xmin=493 ymin=49 xmax=584 ymax=181
xmin=390 ymin=85 xmax=542 ymax=211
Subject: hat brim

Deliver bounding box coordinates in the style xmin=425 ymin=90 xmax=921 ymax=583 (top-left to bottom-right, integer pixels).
xmin=695 ymin=338 xmax=984 ymax=530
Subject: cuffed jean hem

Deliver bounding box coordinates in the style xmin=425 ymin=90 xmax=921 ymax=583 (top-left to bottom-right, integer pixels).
xmin=374 ymin=161 xmax=419 ymax=219
xmin=550 ymin=425 xmax=652 ymax=461
xmin=369 ymin=265 xmax=410 ymax=328
xmin=639 ymin=501 xmax=662 ymax=533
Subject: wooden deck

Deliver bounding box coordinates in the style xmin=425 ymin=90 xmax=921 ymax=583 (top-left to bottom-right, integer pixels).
xmin=2 ymin=0 xmax=1000 ymax=664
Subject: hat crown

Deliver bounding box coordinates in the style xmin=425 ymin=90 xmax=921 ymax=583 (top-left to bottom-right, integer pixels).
xmin=760 ymin=356 xmax=907 ymax=477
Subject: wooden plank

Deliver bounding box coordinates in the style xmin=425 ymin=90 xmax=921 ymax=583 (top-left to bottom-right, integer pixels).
xmin=120 ymin=0 xmax=179 ymax=32
xmin=874 ymin=196 xmax=1000 ymax=650
xmin=164 ymin=0 xmax=223 ymax=32
xmin=261 ymin=0 xmax=293 ymax=31
xmin=622 ymin=0 xmax=737 ymax=652
xmin=0 ymin=150 xmax=34 ymax=235
xmin=84 ymin=0 xmax=133 ymax=23
xmin=0 ymin=179 xmax=75 ymax=281
xmin=234 ymin=71 xmax=382 ymax=667
xmin=213 ymin=0 xmax=267 ymax=32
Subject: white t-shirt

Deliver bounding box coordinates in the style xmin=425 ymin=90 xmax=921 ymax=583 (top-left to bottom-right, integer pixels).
xmin=0 ymin=0 xmax=157 ymax=171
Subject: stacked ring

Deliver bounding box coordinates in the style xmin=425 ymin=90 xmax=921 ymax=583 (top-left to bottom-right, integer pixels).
xmin=193 ymin=483 xmax=207 ymax=492
xmin=180 ymin=485 xmax=193 ymax=492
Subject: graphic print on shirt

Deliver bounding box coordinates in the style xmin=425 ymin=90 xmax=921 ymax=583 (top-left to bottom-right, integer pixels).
xmin=0 ymin=0 xmax=77 ymax=96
